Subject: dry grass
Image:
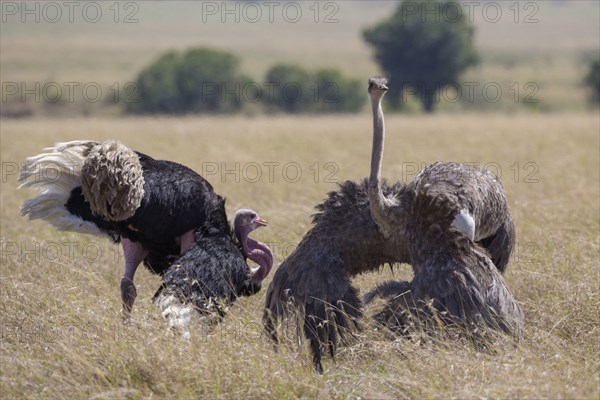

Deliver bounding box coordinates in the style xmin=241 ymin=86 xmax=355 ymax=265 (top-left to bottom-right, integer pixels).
xmin=1 ymin=113 xmax=598 ymax=398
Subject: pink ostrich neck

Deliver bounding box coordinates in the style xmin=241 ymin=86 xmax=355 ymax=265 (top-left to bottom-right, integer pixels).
xmin=235 ymin=226 xmax=274 ymax=284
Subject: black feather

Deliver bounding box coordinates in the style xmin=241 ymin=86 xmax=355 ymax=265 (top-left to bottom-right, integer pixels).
xmin=264 ymin=179 xmax=407 ymax=373
xmin=65 ymin=151 xmax=222 ymax=274
xmin=153 ymin=198 xmax=257 ymax=320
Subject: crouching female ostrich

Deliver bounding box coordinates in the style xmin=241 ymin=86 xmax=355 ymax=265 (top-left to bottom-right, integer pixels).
xmin=19 ymin=140 xmax=271 ymax=315
xmin=364 ymin=189 xmax=523 ymax=339
xmin=364 ymin=77 xmax=521 ymax=339
xmin=264 ymin=77 xmax=517 ymax=373
xmin=154 ymin=207 xmax=273 ymax=336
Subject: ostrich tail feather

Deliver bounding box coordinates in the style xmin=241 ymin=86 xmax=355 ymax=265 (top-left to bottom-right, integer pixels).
xmin=154 ymin=293 xmax=195 ymax=339
xmin=18 ymin=140 xmax=103 ymax=235
xmin=18 ymin=140 xmax=98 ymax=188
xmin=154 ymin=291 xmax=222 ymax=339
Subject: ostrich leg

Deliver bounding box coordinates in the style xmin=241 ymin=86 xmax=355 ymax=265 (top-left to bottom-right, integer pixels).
xmin=304 ymin=303 xmax=325 ymax=374
xmin=120 ymin=238 xmax=149 ymax=315
xmin=179 ymin=229 xmax=195 ymax=253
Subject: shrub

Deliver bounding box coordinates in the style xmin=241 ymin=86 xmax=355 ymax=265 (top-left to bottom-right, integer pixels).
xmin=584 ymin=55 xmax=600 ymax=105
xmin=127 ymin=48 xmax=245 ymax=114
xmin=264 ymin=64 xmax=365 ymax=113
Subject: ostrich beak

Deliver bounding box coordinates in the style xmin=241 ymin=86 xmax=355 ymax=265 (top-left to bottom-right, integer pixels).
xmin=381 ymin=84 xmax=388 ymax=91
xmin=254 ymin=217 xmax=268 ymax=227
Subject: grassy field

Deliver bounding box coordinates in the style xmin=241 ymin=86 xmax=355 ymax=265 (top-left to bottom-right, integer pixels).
xmin=0 ymin=113 xmax=598 ymax=398
xmin=1 ymin=0 xmax=599 ymax=397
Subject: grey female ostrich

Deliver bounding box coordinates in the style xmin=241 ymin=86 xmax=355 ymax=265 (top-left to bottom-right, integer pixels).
xmin=154 ymin=208 xmax=273 ymax=336
xmin=367 ymin=77 xmax=515 ymax=274
xmin=364 ymin=188 xmax=523 ymax=338
xmin=264 ymin=77 xmax=516 ymax=373
xmin=19 ymin=140 xmax=273 ymax=314
xmin=365 ymin=77 xmax=521 ymax=337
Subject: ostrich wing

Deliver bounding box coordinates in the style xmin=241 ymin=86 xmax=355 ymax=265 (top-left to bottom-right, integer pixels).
xmin=411 ymin=162 xmax=515 ymax=272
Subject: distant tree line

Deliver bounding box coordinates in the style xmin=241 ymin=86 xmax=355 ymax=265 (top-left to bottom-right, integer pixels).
xmin=126 ymin=1 xmax=599 ymax=115
xmin=5 ymin=0 xmax=596 ymax=118
xmin=584 ymin=55 xmax=600 ymax=105
xmin=126 ymin=48 xmax=365 ymax=115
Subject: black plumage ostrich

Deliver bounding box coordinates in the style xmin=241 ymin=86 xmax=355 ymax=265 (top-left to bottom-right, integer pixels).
xmin=154 ymin=207 xmax=273 ymax=336
xmin=19 ymin=140 xmax=273 ymax=315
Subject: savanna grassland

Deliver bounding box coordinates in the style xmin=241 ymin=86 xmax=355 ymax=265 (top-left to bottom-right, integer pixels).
xmin=1 ymin=0 xmax=600 ymax=398
xmin=1 ymin=113 xmax=598 ymax=399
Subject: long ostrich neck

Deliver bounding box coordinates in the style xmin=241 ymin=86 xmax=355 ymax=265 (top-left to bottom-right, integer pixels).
xmin=368 ymin=93 xmax=396 ymax=237
xmin=235 ymin=226 xmax=274 ymax=284
xmin=370 ymin=95 xmax=385 ymax=187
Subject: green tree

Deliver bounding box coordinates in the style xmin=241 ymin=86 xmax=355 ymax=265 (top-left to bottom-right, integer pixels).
xmin=584 ymin=56 xmax=600 ymax=105
xmin=364 ymin=0 xmax=478 ymax=112
xmin=176 ymin=48 xmax=242 ymax=113
xmin=128 ymin=47 xmax=245 ymax=114
xmin=312 ymin=69 xmax=365 ymax=113
xmin=127 ymin=52 xmax=181 ymax=114
xmin=264 ymin=64 xmax=312 ymax=113
xmin=264 ymin=65 xmax=365 ymax=113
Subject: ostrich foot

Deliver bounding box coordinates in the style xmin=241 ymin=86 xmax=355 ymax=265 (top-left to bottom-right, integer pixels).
xmin=313 ymin=357 xmax=324 ymax=374
xmin=310 ymin=339 xmax=324 ymax=374
xmin=120 ymin=277 xmax=137 ymax=317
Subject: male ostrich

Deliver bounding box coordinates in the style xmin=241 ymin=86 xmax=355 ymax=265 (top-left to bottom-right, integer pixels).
xmin=19 ymin=140 xmax=272 ymax=314
xmin=154 ymin=208 xmax=273 ymax=336
xmin=264 ymin=78 xmax=516 ymax=373
xmin=363 ymin=189 xmax=523 ymax=338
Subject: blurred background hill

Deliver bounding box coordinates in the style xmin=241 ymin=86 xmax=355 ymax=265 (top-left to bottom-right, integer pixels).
xmin=1 ymin=0 xmax=598 ymax=116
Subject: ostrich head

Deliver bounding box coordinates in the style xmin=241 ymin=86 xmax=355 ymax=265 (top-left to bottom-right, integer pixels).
xmin=367 ymin=76 xmax=389 ymax=101
xmin=233 ymin=208 xmax=268 ymax=234
xmin=233 ymin=208 xmax=274 ymax=284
